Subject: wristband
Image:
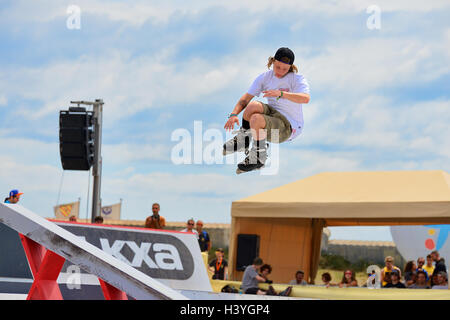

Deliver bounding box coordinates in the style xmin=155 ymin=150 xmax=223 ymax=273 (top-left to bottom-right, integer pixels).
xmin=276 ymin=91 xmax=283 ymax=100
xmin=229 ymin=113 xmax=238 ymax=118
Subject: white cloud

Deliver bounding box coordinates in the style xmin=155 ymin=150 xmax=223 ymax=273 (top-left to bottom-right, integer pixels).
xmin=1 ymin=50 xmax=259 ymax=123
xmin=301 ymin=37 xmax=449 ymax=94
xmin=103 ymin=142 xmax=171 ymax=164
xmin=0 ymin=94 xmax=7 ymax=106
xmin=3 ymin=0 xmax=448 ymax=28
xmin=301 ymin=95 xmax=450 ymax=158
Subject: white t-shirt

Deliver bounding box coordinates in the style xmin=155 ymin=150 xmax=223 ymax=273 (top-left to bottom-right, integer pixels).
xmin=247 ymin=70 xmax=310 ymax=140
xmin=181 ymin=228 xmax=199 ymax=239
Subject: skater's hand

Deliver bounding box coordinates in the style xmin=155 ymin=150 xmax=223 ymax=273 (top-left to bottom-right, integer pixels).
xmin=224 ymin=115 xmax=239 ymax=131
xmin=262 ymin=90 xmax=282 ymax=98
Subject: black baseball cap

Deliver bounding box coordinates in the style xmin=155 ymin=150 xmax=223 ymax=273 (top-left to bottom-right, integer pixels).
xmin=274 ymin=47 xmax=295 ymax=65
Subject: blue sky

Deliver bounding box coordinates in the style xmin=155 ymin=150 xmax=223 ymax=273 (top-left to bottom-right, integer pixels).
xmin=0 ymin=0 xmax=449 ymax=241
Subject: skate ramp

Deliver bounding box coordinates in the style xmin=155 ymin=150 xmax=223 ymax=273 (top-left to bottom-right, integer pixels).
xmin=0 ymin=202 xmax=187 ymax=300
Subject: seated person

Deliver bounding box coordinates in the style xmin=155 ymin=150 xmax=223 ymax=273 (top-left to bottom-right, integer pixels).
xmin=404 ymin=260 xmax=420 ymax=287
xmin=321 ymin=272 xmax=334 ymax=287
xmin=339 ymin=270 xmax=358 ymax=288
xmin=381 ymin=256 xmax=402 ymax=287
xmin=289 ymin=270 xmax=308 ymax=286
xmin=431 ymin=272 xmax=448 ymax=289
xmin=383 ymin=270 xmax=405 ymax=288
xmin=405 ymin=271 xmax=417 ymax=288
xmin=241 ymin=258 xmax=292 ymax=296
xmin=409 ymin=271 xmax=430 ymax=289
xmin=259 ymin=264 xmax=273 ymax=284
xmin=208 ymin=248 xmax=228 ymax=280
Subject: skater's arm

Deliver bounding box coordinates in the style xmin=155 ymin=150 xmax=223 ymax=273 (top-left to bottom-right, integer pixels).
xmin=282 ymin=91 xmax=310 ymax=104
xmin=231 ymin=93 xmax=254 ymax=115
xmin=263 ymin=90 xmax=310 ymax=104
xmin=224 ymin=93 xmax=254 ymax=131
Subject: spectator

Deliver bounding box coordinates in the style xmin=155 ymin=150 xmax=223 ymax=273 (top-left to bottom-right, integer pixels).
xmin=405 ymin=271 xmax=417 ymax=288
xmin=381 ymin=256 xmax=402 ymax=287
xmin=404 ymin=260 xmax=418 ymax=287
xmin=145 ymin=203 xmax=166 ymax=229
xmin=339 ymin=269 xmax=358 ymax=288
xmin=383 ymin=272 xmax=392 ymax=287
xmin=259 ymin=264 xmax=273 ymax=284
xmin=94 ymin=216 xmax=104 ymax=224
xmin=431 ymin=250 xmax=447 ymax=286
xmin=208 ymin=248 xmax=228 ymax=280
xmin=241 ymin=258 xmax=292 ymax=296
xmin=321 ymin=272 xmax=334 ymax=287
xmin=289 ymin=270 xmax=308 ymax=286
xmin=431 ymin=272 xmax=448 ymax=290
xmin=69 ymin=215 xmax=77 ymax=222
xmin=416 ymin=257 xmax=429 ymax=281
xmin=362 ymin=270 xmax=380 ymax=288
xmin=241 ymin=257 xmax=270 ymax=295
xmin=431 ymin=273 xmax=439 ymax=288
xmin=196 ymin=220 xmax=211 ymax=252
xmin=416 ymin=257 xmax=426 ymax=271
xmin=409 ymin=270 xmax=430 ymax=289
xmin=181 ymin=218 xmax=199 ymax=239
xmin=383 ymin=270 xmax=406 ymax=288
xmin=4 ymin=189 xmax=23 ymax=204
xmin=423 ymin=254 xmax=435 ymax=281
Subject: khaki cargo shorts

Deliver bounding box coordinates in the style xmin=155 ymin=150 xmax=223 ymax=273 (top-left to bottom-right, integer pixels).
xmin=258 ymin=102 xmax=292 ymax=143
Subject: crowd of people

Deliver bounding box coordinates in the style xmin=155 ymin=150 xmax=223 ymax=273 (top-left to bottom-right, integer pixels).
xmin=316 ymin=254 xmax=448 ymax=289
xmin=224 ymin=253 xmax=449 ymax=296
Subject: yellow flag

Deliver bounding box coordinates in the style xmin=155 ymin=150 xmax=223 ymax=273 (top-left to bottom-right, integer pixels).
xmin=54 ymin=201 xmax=80 ymax=220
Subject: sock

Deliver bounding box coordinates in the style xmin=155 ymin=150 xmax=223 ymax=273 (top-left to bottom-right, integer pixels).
xmin=242 ymin=119 xmax=250 ymax=130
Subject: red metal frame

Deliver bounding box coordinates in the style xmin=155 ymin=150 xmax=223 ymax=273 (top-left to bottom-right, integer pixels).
xmin=19 ymin=233 xmax=128 ymax=300
xmin=19 ymin=234 xmax=65 ymax=300
xmin=99 ymin=279 xmax=128 ymax=300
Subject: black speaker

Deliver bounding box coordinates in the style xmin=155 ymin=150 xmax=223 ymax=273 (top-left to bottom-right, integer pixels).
xmin=236 ymin=234 xmax=260 ymax=271
xmin=59 ymin=109 xmax=95 ymax=170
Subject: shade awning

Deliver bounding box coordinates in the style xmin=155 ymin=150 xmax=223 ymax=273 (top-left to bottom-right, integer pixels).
xmin=231 ymin=170 xmax=450 ymax=225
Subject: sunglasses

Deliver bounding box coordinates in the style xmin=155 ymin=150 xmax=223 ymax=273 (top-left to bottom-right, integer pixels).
xmin=188 ymin=223 xmax=194 ymax=226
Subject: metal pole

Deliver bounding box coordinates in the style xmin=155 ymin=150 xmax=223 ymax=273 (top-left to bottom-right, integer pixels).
xmin=91 ymin=99 xmax=104 ymax=223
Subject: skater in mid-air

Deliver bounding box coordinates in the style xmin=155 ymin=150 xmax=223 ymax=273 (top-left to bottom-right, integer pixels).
xmin=223 ymin=47 xmax=310 ymax=174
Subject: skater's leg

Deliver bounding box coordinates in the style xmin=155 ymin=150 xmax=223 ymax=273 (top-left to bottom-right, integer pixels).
xmin=249 ymin=113 xmax=267 ymax=142
xmin=223 ymin=101 xmax=264 ymax=155
xmin=235 ymin=113 xmax=268 ymax=174
xmin=243 ymin=101 xmax=264 ymax=121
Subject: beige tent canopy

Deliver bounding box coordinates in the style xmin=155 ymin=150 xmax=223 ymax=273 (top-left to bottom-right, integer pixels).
xmin=228 ymin=170 xmax=450 ymax=283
